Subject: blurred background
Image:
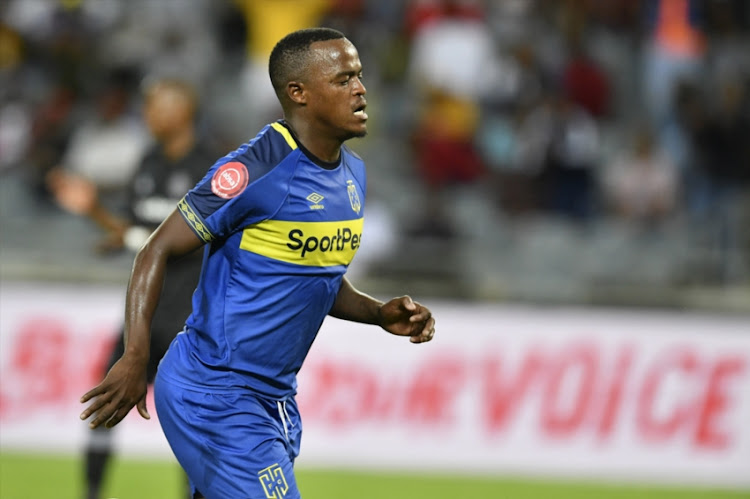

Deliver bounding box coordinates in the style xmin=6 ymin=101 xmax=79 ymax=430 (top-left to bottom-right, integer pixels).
xmin=1 ymin=0 xmax=749 ymax=498
xmin=1 ymin=0 xmax=749 ymax=305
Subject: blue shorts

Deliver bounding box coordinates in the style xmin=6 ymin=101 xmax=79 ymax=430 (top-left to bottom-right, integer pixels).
xmin=154 ymin=371 xmax=302 ymax=499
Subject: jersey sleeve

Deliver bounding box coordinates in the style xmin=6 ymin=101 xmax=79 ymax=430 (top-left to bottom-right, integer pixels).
xmin=178 ymin=127 xmax=297 ymax=242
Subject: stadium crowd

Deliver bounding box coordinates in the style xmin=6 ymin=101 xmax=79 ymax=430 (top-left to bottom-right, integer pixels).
xmin=1 ymin=0 xmax=748 ymax=308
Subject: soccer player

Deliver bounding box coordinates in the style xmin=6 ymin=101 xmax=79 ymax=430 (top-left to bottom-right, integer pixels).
xmin=51 ymin=78 xmax=211 ymax=499
xmin=79 ymin=28 xmax=436 ymax=499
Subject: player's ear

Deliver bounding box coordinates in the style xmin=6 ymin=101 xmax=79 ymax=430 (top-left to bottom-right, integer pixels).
xmin=286 ymin=81 xmax=306 ymax=105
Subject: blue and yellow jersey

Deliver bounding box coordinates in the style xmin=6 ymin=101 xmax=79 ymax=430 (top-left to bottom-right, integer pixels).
xmin=159 ymin=121 xmax=366 ymax=399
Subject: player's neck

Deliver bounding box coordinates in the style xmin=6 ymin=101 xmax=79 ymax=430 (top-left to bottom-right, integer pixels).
xmin=283 ymin=118 xmax=341 ymax=163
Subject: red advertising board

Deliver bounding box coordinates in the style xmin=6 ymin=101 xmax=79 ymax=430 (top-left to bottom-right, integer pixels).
xmin=1 ymin=281 xmax=748 ymax=487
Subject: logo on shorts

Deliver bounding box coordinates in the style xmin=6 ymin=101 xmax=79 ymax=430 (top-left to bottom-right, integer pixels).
xmin=211 ymin=161 xmax=248 ymax=199
xmin=258 ymin=463 xmax=289 ymax=498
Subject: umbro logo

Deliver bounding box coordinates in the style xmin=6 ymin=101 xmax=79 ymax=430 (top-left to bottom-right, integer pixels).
xmin=307 ymin=192 xmax=325 ymax=210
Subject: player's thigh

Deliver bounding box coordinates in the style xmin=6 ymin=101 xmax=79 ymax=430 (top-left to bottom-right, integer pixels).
xmin=154 ymin=375 xmax=300 ymax=499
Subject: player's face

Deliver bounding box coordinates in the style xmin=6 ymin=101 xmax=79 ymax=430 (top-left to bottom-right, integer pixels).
xmin=143 ymin=86 xmax=192 ymax=140
xmin=303 ymin=38 xmax=367 ymax=141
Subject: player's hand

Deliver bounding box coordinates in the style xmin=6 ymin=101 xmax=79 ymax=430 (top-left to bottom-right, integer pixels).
xmin=79 ymin=354 xmax=150 ymax=429
xmin=46 ymin=169 xmax=98 ymax=215
xmin=378 ymin=296 xmax=435 ymax=344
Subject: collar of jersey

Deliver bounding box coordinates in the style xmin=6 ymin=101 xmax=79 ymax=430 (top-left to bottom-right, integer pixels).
xmin=276 ymin=120 xmax=341 ymax=171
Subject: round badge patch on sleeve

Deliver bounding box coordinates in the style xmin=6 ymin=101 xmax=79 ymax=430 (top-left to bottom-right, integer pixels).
xmin=211 ymin=161 xmax=249 ymax=199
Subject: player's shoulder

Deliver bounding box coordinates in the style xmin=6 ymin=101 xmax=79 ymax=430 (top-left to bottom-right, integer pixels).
xmin=208 ymin=122 xmax=298 ymax=188
xmin=232 ymin=121 xmax=297 ymax=164
xmin=342 ymin=144 xmax=366 ymax=183
xmin=342 ymin=144 xmax=363 ymax=163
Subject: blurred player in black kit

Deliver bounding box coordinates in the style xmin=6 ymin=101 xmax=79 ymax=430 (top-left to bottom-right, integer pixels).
xmin=49 ymin=78 xmax=212 ymax=499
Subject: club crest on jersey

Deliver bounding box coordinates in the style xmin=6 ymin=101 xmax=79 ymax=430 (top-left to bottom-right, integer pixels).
xmin=347 ymin=180 xmax=361 ymax=214
xmin=306 ymin=192 xmax=325 ymax=210
xmin=211 ymin=161 xmax=248 ymax=199
xmin=258 ymin=463 xmax=289 ymax=498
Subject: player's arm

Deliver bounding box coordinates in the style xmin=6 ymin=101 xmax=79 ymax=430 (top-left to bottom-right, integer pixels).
xmin=46 ymin=169 xmax=131 ymax=249
xmin=329 ymin=276 xmax=435 ymax=344
xmin=80 ymin=209 xmax=205 ymax=428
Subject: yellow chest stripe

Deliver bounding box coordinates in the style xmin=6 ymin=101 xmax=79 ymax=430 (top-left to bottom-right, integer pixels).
xmin=240 ymin=218 xmax=364 ymax=267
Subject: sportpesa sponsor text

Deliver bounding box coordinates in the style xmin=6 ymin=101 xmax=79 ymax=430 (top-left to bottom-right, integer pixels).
xmin=287 ymin=226 xmax=360 ymax=258
xmin=240 ymin=218 xmax=364 ymax=267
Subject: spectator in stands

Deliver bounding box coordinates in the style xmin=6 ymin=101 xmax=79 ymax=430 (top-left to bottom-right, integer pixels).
xmin=405 ymin=0 xmax=496 ymax=237
xmin=642 ymin=0 xmax=706 ymax=127
xmin=24 ymin=82 xmax=79 ymax=202
xmin=52 ymin=69 xmax=149 ymax=217
xmin=562 ymin=34 xmax=611 ymax=119
xmin=540 ymin=92 xmax=601 ymax=222
xmin=602 ymin=126 xmax=679 ymax=226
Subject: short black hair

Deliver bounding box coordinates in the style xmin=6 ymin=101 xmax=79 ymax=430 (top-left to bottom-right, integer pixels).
xmin=268 ymin=28 xmax=346 ymax=97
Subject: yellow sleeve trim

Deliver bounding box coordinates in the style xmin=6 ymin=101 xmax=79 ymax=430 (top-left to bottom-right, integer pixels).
xmin=271 ymin=122 xmax=298 ymax=150
xmin=178 ymin=197 xmax=214 ymax=243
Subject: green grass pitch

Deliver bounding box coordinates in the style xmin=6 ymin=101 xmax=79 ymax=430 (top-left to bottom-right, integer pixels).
xmin=1 ymin=452 xmax=747 ymax=499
